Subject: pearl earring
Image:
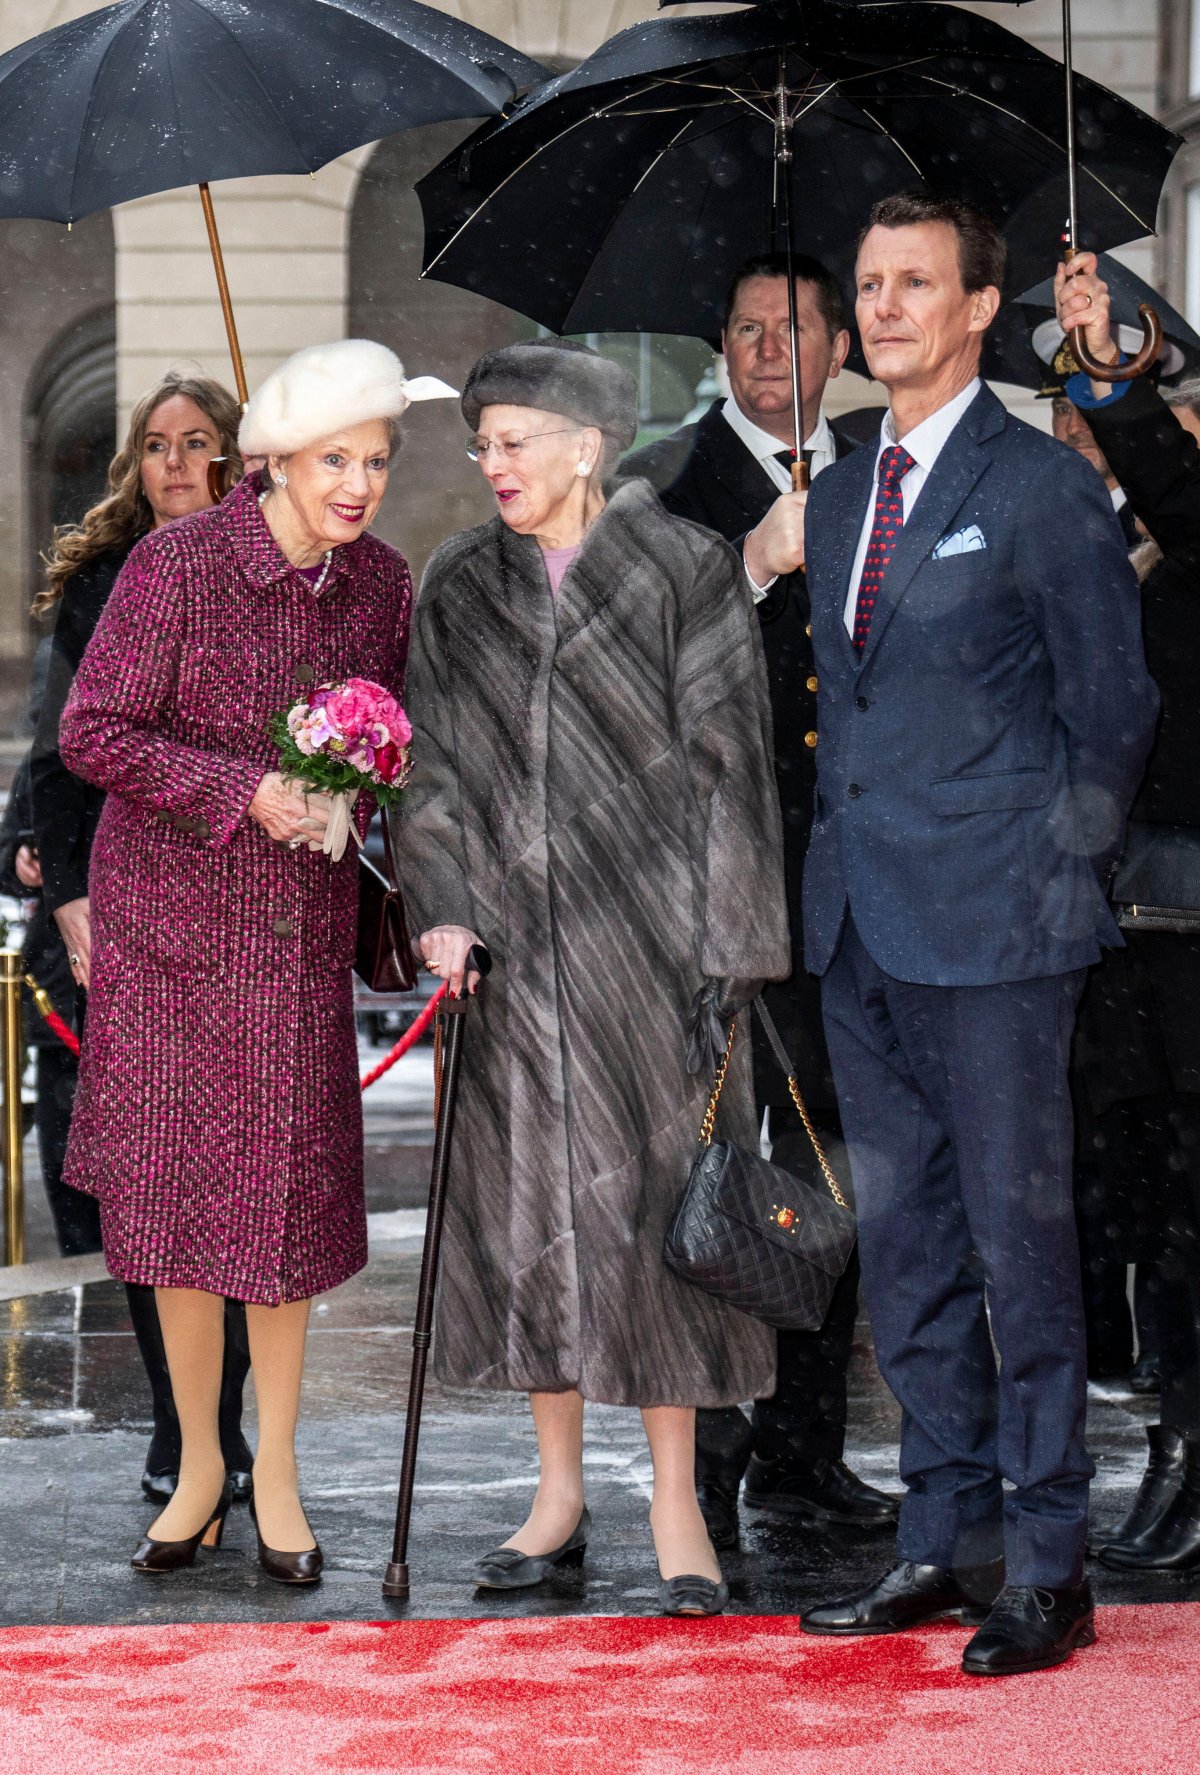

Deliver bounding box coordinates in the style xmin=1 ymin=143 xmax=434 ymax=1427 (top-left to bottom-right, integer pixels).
xmin=578 ymin=461 xmax=591 ymax=477
xmin=274 ymin=472 xmax=287 ymax=488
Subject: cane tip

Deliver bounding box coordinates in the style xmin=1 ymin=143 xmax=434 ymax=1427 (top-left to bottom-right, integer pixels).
xmin=381 ymin=1562 xmax=411 ymax=1600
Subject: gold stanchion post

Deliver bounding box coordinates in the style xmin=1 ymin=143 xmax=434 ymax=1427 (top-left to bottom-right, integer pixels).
xmin=1 ymin=950 xmax=25 ymax=1266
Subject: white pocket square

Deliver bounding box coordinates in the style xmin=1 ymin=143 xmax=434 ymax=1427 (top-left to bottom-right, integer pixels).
xmin=932 ymin=525 xmax=987 ymax=559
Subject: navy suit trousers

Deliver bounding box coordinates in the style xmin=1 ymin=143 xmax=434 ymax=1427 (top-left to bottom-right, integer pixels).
xmin=822 ymin=919 xmax=1093 ymax=1586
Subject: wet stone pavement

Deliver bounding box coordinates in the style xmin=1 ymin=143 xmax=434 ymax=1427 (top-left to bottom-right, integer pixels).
xmin=2 ymin=1048 xmax=1199 ymax=1626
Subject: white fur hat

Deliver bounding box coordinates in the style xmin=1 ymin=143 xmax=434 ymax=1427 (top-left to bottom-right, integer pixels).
xmin=239 ymin=339 xmax=457 ymax=457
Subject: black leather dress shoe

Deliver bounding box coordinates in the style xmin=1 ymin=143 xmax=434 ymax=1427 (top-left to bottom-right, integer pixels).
xmin=1128 ymin=1353 xmax=1161 ymax=1395
xmin=222 ymin=1432 xmax=255 ymax=1505
xmin=696 ymin=1481 xmax=740 ymax=1552
xmin=962 ymin=1581 xmax=1095 ymax=1676
xmin=801 ymin=1558 xmax=1004 ymax=1636
xmin=141 ymin=1465 xmax=179 ymax=1505
xmin=744 ymin=1455 xmax=899 ymax=1528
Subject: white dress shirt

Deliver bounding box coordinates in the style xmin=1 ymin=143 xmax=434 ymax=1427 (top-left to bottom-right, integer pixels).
xmin=722 ymin=397 xmax=838 ymax=493
xmin=723 ymin=400 xmax=837 ymax=600
xmin=843 ymin=377 xmax=982 ymax=635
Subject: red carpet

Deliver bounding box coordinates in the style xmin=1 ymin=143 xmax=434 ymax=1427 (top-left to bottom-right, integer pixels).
xmin=0 ymin=1608 xmax=1195 ymax=1773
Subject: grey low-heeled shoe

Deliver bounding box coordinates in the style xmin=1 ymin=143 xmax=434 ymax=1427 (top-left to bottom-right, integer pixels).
xmin=473 ymin=1507 xmax=591 ymax=1590
xmin=658 ymin=1573 xmax=729 ymax=1617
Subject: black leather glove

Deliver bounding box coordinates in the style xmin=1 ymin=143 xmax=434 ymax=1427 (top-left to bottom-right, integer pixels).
xmin=685 ymin=977 xmax=763 ymax=1075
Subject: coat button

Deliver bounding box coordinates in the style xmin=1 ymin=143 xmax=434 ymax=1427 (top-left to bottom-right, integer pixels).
xmin=806 ymin=675 xmax=819 ymax=693
xmin=294 ymin=662 xmax=315 ymax=685
xmin=272 ymin=917 xmax=294 ymax=938
xmin=804 ymin=731 xmax=818 ymax=749
xmin=805 ymin=622 xmax=812 ymax=637
xmin=194 ymin=818 xmax=211 ymax=841
xmin=847 ymin=782 xmax=863 ymax=798
xmin=856 ymin=695 xmax=870 ymax=711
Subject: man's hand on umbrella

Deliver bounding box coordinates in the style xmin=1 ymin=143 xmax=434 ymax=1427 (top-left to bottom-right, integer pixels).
xmin=1055 ymin=253 xmax=1119 ymax=399
xmin=744 ymin=490 xmax=807 ymax=585
xmin=419 ymin=925 xmax=484 ymax=998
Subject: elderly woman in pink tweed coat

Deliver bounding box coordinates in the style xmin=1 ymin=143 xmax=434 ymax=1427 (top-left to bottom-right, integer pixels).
xmin=59 ymin=340 xmax=454 ymax=1586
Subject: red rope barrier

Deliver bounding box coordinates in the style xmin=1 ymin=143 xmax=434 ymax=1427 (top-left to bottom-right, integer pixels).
xmin=360 ymin=984 xmax=446 ymax=1090
xmin=25 ymin=967 xmax=442 ymax=1084
xmin=24 ymin=974 xmax=81 ymax=1056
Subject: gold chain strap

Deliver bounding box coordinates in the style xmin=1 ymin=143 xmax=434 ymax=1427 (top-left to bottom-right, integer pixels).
xmin=698 ymin=1016 xmax=738 ymax=1145
xmin=697 ymin=1014 xmax=850 ymax=1213
xmin=785 ymin=1075 xmax=850 ymax=1211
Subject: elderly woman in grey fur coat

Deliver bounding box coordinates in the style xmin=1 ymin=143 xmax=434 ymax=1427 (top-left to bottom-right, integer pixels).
xmin=401 ymin=339 xmax=790 ymax=1616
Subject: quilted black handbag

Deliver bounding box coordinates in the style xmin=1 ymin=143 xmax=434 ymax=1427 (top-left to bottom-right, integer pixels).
xmin=664 ymin=998 xmax=856 ymax=1330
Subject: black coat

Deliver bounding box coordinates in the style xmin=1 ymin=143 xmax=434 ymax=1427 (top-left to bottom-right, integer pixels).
xmin=0 ymin=643 xmax=76 ymax=1044
xmin=1087 ymin=380 xmax=1200 ymax=829
xmin=619 ymin=402 xmax=856 ymax=1115
xmin=29 ymin=550 xmax=125 ymax=918
xmin=1071 ymin=378 xmax=1200 ymax=1112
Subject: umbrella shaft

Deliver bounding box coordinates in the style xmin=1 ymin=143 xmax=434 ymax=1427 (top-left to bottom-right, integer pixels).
xmin=1062 ymin=0 xmax=1078 ymax=250
xmin=774 ymin=61 xmax=805 ymax=470
xmin=198 ymin=183 xmax=249 ymax=408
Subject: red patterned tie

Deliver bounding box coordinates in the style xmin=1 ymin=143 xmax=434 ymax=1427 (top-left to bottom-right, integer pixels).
xmin=852 ymin=445 xmax=915 ymax=655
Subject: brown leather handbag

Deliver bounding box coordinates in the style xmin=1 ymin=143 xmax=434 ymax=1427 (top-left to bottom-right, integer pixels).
xmin=356 ymin=809 xmax=418 ymax=992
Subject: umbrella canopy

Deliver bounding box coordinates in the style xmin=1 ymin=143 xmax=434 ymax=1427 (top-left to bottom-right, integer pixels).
xmin=417 ymin=0 xmax=1180 ymax=343
xmin=0 ymin=0 xmax=544 ymax=406
xmin=0 ymin=0 xmax=543 ymax=224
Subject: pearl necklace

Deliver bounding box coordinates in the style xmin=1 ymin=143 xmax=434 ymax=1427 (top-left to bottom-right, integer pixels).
xmin=259 ymin=490 xmax=332 ymax=592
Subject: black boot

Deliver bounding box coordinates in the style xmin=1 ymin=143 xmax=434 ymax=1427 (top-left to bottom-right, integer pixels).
xmin=695 ymin=1406 xmax=754 ymax=1551
xmin=1099 ymin=1433 xmax=1200 ymax=1571
xmin=220 ymin=1299 xmax=255 ymax=1504
xmin=125 ymin=1284 xmax=181 ymax=1504
xmin=1094 ymin=1424 xmax=1185 ymax=1563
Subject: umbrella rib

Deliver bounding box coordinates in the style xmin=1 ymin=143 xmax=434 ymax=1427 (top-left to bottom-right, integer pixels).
xmin=182 ymin=0 xmax=321 ymax=177
xmin=851 ymin=99 xmax=926 ymax=181
xmin=66 ymin=8 xmax=130 ymax=222
xmin=906 ymin=74 xmax=1160 ymax=236
xmin=424 ymin=75 xmax=714 ymax=273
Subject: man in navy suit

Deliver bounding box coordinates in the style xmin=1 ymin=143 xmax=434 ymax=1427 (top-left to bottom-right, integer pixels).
xmin=798 ymin=193 xmax=1159 ymax=1675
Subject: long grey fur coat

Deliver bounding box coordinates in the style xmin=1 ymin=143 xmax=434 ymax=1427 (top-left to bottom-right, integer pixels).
xmin=400 ymin=479 xmax=790 ymax=1407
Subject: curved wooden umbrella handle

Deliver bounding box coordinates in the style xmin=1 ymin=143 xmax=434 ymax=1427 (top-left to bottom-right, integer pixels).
xmin=1069 ymin=303 xmax=1163 ymax=384
xmin=206 ymin=457 xmax=238 ymax=505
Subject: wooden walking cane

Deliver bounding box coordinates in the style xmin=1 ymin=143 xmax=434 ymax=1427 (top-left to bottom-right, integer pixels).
xmin=382 ymin=944 xmax=491 ymax=1600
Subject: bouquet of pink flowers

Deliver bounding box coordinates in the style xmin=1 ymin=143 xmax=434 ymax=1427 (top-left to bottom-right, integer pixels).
xmin=271 ymin=677 xmax=413 ymax=860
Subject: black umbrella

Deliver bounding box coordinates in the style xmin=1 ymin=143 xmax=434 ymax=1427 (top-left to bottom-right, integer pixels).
xmin=418 ymin=0 xmax=1179 ymax=466
xmin=0 ymin=0 xmax=544 ymax=402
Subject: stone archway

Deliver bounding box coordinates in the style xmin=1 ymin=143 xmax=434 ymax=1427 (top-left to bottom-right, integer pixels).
xmin=25 ymin=306 xmax=118 ymax=602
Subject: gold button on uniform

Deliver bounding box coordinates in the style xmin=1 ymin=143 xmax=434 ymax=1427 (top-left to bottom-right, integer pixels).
xmin=805 ymin=623 xmax=812 ymax=637
xmin=806 ymin=675 xmax=819 ymax=693
xmin=804 ymin=731 xmax=818 ymax=749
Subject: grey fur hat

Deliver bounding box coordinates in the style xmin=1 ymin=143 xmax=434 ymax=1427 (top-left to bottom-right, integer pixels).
xmin=461 ymin=339 xmax=638 ymax=453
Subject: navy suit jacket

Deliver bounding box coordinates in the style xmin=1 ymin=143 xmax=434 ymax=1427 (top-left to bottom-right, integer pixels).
xmin=802 ymin=383 xmax=1159 ymax=986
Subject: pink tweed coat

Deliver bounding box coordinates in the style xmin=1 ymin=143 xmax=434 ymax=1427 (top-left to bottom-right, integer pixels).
xmin=59 ymin=473 xmax=411 ymax=1304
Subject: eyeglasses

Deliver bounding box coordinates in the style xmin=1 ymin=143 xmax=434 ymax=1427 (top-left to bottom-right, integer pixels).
xmin=466 ymin=428 xmax=583 ymax=464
